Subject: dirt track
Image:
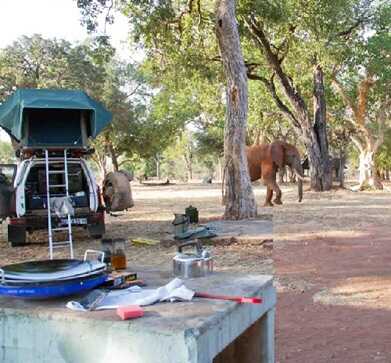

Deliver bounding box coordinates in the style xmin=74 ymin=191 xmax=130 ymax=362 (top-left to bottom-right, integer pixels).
xmin=274 ymin=183 xmax=391 ymax=363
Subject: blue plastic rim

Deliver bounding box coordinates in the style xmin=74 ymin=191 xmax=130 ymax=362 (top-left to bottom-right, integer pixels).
xmin=0 ymin=274 xmax=107 ymax=299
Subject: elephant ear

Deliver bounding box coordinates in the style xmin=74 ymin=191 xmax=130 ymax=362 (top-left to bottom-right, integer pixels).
xmin=270 ymin=142 xmax=285 ymax=168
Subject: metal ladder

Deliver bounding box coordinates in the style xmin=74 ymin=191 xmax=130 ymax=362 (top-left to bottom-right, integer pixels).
xmin=45 ymin=149 xmax=74 ymax=259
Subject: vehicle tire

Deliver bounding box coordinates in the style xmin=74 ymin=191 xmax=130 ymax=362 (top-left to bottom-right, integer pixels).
xmin=8 ymin=224 xmax=26 ymax=247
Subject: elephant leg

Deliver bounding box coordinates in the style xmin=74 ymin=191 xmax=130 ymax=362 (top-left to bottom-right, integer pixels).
xmin=264 ymin=185 xmax=274 ymax=207
xmin=272 ymin=181 xmax=283 ymax=205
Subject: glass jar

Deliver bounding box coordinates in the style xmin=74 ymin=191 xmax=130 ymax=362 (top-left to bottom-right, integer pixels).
xmin=111 ymin=238 xmax=127 ymax=270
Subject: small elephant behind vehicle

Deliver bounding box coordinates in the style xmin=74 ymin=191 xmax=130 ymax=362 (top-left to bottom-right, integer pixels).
xmin=246 ymin=141 xmax=304 ymax=206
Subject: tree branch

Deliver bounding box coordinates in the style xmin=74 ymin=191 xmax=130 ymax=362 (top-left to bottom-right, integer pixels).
xmin=356 ymin=75 xmax=376 ymax=126
xmin=374 ymin=98 xmax=391 ymax=151
xmin=244 ymin=16 xmax=310 ymax=127
xmin=331 ymin=77 xmax=358 ymax=116
xmin=336 ymin=3 xmax=374 ymax=39
xmin=247 ymin=71 xmax=301 ymax=131
xmin=351 ymin=135 xmax=364 ymax=153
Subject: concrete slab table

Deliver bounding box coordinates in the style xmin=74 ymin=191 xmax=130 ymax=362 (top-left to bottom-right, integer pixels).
xmin=0 ymin=270 xmax=276 ymax=363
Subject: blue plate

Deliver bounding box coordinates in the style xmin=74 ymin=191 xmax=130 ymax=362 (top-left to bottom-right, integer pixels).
xmin=0 ymin=273 xmax=107 ymax=299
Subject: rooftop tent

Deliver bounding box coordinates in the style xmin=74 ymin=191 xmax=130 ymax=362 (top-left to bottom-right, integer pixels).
xmin=0 ymin=89 xmax=112 ymax=147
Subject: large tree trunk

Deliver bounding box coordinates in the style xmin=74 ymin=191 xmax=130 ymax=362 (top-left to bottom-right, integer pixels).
xmin=312 ymin=65 xmax=332 ymax=190
xmin=351 ymin=135 xmax=383 ymax=190
xmin=245 ymin=20 xmax=331 ymax=192
xmin=332 ymin=76 xmax=389 ymax=191
xmin=184 ymin=153 xmax=193 ymax=181
xmin=338 ymin=149 xmax=346 ymax=188
xmin=104 ymin=132 xmax=119 ymax=172
xmin=155 ymin=156 xmax=161 ymax=180
xmin=217 ymin=157 xmax=223 ymax=182
xmin=216 ymin=0 xmax=257 ymax=219
xmin=358 ymin=149 xmax=383 ymax=190
xmin=108 ymin=143 xmax=119 ymax=172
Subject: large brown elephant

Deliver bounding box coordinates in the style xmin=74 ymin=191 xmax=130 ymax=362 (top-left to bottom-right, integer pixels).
xmin=246 ymin=141 xmax=304 ymax=206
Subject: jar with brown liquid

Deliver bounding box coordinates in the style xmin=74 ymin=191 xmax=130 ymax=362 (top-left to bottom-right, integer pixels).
xmin=111 ymin=238 xmax=127 ymax=270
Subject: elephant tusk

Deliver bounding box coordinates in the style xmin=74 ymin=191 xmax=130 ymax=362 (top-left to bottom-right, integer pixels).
xmin=295 ymin=172 xmax=305 ymax=181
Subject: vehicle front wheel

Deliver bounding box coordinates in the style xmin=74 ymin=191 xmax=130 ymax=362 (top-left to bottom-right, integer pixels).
xmin=8 ymin=224 xmax=26 ymax=247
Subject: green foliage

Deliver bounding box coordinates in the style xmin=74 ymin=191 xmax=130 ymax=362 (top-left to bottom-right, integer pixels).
xmin=376 ymin=129 xmax=391 ymax=171
xmin=0 ymin=140 xmax=15 ymax=163
xmin=0 ymin=34 xmax=193 ymax=175
xmin=76 ymin=0 xmax=391 ymax=173
xmin=0 ymin=34 xmax=113 ymax=100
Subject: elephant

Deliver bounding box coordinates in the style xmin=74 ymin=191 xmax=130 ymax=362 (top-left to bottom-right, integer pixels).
xmin=246 ymin=141 xmax=304 ymax=206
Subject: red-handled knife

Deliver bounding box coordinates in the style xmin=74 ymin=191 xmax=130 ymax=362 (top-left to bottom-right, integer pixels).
xmin=194 ymin=292 xmax=262 ymax=304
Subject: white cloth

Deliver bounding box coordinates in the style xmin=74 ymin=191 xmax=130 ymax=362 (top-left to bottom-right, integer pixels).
xmin=50 ymin=197 xmax=74 ymax=218
xmin=66 ymin=278 xmax=195 ymax=311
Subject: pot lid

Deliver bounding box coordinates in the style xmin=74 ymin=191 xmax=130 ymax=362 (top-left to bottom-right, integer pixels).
xmin=174 ymin=252 xmax=212 ymax=262
xmin=1 ymin=259 xmax=105 ymax=282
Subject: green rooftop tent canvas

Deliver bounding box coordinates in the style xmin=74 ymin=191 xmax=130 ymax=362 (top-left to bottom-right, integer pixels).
xmin=0 ymin=89 xmax=112 ymax=147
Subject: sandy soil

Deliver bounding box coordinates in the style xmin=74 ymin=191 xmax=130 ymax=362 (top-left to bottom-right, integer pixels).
xmin=274 ymin=182 xmax=391 ymax=363
xmin=0 ymin=183 xmax=273 ymax=275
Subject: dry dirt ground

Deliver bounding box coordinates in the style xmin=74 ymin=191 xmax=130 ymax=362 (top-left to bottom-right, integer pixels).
xmin=2 ymin=181 xmax=391 ymax=362
xmin=274 ymin=182 xmax=391 ymax=363
xmin=0 ymin=183 xmax=273 ymax=275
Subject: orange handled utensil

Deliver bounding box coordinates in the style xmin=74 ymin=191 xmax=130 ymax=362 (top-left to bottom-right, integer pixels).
xmin=194 ymin=292 xmax=262 ymax=304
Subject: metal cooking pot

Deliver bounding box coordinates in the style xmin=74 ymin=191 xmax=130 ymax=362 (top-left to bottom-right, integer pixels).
xmin=173 ymin=240 xmax=213 ymax=278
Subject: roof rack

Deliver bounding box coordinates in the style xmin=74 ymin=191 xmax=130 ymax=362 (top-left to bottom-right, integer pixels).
xmin=16 ymin=147 xmax=95 ymax=160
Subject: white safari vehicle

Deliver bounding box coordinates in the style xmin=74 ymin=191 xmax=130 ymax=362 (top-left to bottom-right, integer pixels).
xmin=0 ymin=89 xmax=133 ymax=249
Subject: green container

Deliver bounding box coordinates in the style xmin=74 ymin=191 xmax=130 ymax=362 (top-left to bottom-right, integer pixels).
xmin=185 ymin=205 xmax=199 ymax=224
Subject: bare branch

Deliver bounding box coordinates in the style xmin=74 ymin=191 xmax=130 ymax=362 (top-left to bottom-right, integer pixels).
xmin=351 ymin=135 xmax=364 ymax=153
xmin=103 ymin=0 xmax=114 ymax=34
xmin=374 ymin=98 xmax=391 ymax=150
xmin=247 ymin=71 xmax=301 ymax=131
xmin=356 ymin=75 xmax=376 ymax=126
xmin=336 ymin=2 xmax=375 ymax=39
xmin=331 ymin=77 xmax=358 ymax=116
xmin=244 ymin=16 xmax=310 ymax=127
xmin=126 ymin=83 xmax=142 ymax=98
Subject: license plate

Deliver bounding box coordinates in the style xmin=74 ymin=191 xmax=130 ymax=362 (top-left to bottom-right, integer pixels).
xmin=61 ymin=218 xmax=87 ymax=225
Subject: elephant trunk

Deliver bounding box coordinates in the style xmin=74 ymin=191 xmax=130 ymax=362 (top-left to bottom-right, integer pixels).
xmin=292 ymin=159 xmax=304 ymax=202
xmin=297 ymin=178 xmax=303 ymax=202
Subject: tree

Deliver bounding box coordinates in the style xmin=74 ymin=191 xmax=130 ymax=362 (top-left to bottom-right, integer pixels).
xmin=332 ymin=75 xmax=389 ymax=189
xmin=76 ymin=0 xmax=386 ymax=194
xmin=0 ymin=35 xmax=112 ymax=99
xmin=77 ymin=0 xmax=259 ymax=218
xmin=375 ymin=130 xmax=391 ymax=181
xmin=0 ymin=35 xmax=188 ymax=179
xmin=238 ymin=0 xmax=372 ymax=191
xmin=216 ymin=0 xmax=257 ymax=219
xmin=0 ymin=140 xmax=15 ymax=163
xmin=331 ymin=2 xmax=391 ymax=189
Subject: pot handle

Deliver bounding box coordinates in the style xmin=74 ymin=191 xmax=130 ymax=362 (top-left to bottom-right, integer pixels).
xmin=84 ymin=249 xmax=105 ymax=263
xmin=178 ymin=240 xmax=202 ymax=254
